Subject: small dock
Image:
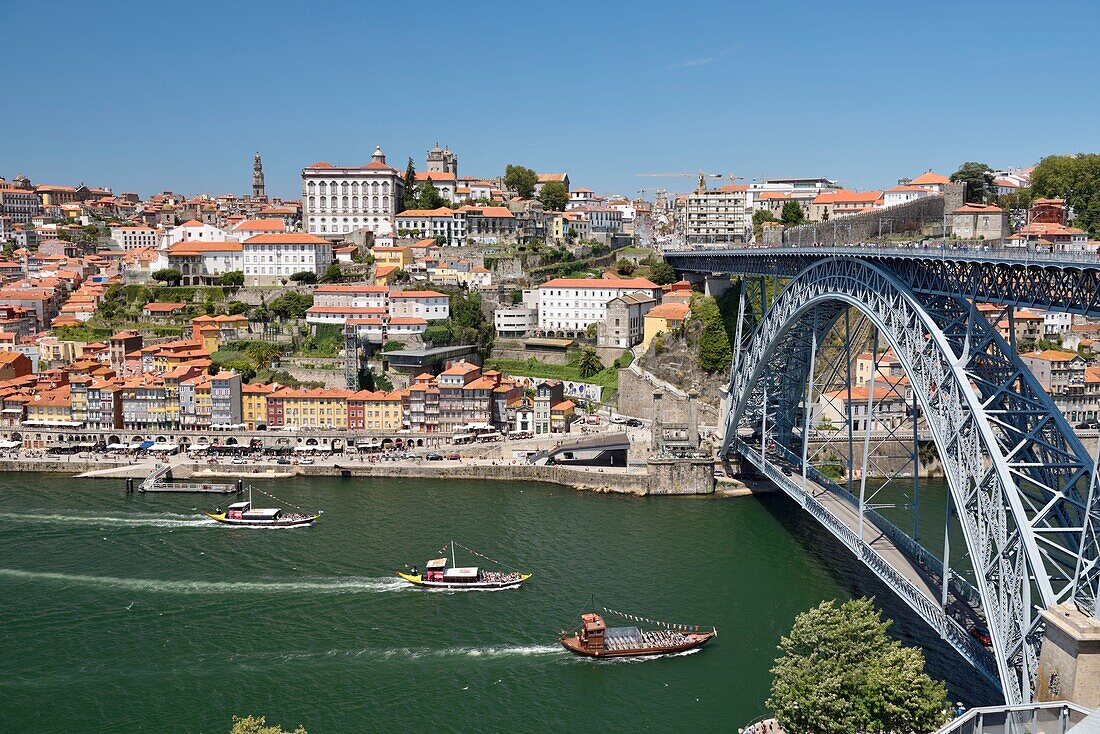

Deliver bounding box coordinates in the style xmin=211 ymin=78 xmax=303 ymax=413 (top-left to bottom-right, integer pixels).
xmin=127 ymin=464 xmax=241 ymax=494
xmin=140 ymin=481 xmax=242 ymax=494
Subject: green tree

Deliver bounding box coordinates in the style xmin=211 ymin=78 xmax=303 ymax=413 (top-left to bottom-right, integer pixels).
xmin=422 ymin=323 xmax=452 ymax=346
xmin=245 ymin=342 xmax=282 ymax=369
xmin=615 ymin=258 xmax=636 ymax=276
xmin=753 ymin=209 xmax=778 ymax=239
xmin=538 ymin=180 xmax=569 ymax=211
xmin=219 ymin=271 xmax=244 ymax=286
xmin=226 ymin=300 xmax=250 ymax=315
xmin=575 ymin=347 xmax=604 ymax=378
xmin=416 ymin=178 xmax=446 ymax=210
xmin=288 ymin=271 xmax=318 ymax=284
xmin=402 ymin=157 xmax=417 ymax=209
xmin=381 ymin=340 xmax=405 ymax=352
xmin=320 ymin=262 xmax=344 ymax=283
xmin=230 ymin=715 xmax=307 ymax=734
xmin=268 ymin=292 xmax=313 ymax=320
xmin=504 ymin=164 xmax=538 ymax=199
xmin=768 ymin=598 xmax=949 ymax=734
xmin=780 ymin=200 xmax=805 ymax=225
xmin=391 ymin=268 xmax=412 ymax=283
xmin=691 ymin=295 xmax=732 ymax=373
xmin=1031 ymin=153 xmax=1100 ymax=238
xmin=152 ymin=268 xmax=182 ymax=285
xmin=951 ymin=162 xmax=995 ymax=203
xmin=649 ymin=259 xmax=677 ymax=286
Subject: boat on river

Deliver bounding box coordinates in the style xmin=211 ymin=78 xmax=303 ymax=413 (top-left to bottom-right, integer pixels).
xmin=204 ymin=487 xmax=319 ymax=528
xmin=560 ymin=610 xmax=716 ymax=658
xmin=397 ymin=540 xmax=530 ymax=590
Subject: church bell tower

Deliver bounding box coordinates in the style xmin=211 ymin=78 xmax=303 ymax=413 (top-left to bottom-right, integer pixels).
xmin=252 ymin=152 xmax=266 ymax=199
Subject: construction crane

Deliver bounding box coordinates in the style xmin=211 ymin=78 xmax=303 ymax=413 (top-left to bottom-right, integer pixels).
xmin=637 ymin=171 xmax=723 ymax=179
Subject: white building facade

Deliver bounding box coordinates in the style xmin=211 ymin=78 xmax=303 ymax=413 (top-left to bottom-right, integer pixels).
xmin=537 ymin=277 xmax=661 ymax=333
xmin=301 ymin=146 xmax=405 ymax=240
xmin=242 ymin=233 xmax=334 ymax=286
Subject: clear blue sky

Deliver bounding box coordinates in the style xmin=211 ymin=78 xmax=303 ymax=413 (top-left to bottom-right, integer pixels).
xmin=4 ymin=0 xmax=1098 ymax=200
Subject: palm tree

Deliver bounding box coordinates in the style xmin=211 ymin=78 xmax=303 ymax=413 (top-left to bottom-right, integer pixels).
xmin=576 ymin=347 xmax=604 ymax=378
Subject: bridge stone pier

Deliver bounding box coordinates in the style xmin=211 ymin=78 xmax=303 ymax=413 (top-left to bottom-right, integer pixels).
xmin=668 ymin=244 xmax=1100 ymax=707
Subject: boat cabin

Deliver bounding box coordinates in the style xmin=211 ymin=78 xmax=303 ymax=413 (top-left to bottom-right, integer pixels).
xmin=226 ymin=501 xmax=250 ymax=520
xmin=424 ymin=557 xmax=447 ymax=582
xmin=443 ymin=566 xmax=479 ymax=583
xmin=580 ymin=613 xmax=606 ymax=651
xmin=242 ymin=508 xmax=282 ymax=521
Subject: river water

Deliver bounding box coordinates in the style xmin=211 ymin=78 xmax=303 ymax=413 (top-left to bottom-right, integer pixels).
xmin=0 ymin=473 xmax=999 ymax=732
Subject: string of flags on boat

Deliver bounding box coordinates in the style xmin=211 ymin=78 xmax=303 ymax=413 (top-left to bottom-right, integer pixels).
xmin=602 ymin=607 xmax=700 ymax=632
xmin=250 ymin=485 xmax=309 ymax=512
xmin=438 ymin=541 xmax=521 ymax=571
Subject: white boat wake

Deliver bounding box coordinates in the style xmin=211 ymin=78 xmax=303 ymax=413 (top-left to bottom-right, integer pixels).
xmin=0 ymin=511 xmax=217 ymax=529
xmin=338 ymin=645 xmax=563 ymax=660
xmin=0 ymin=568 xmax=410 ymax=595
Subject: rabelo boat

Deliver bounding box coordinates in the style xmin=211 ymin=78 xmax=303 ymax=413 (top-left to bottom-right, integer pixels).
xmin=204 ymin=487 xmax=319 ymax=528
xmin=560 ymin=608 xmax=716 ymax=658
xmin=397 ymin=540 xmax=530 ymax=590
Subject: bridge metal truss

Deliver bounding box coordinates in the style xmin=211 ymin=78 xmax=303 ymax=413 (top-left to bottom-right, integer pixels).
xmin=668 ymin=248 xmax=1100 ymax=317
xmin=721 ymin=257 xmax=1100 ymax=705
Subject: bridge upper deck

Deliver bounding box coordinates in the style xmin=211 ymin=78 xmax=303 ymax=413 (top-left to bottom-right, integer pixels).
xmin=667 ymin=244 xmax=1100 ymax=316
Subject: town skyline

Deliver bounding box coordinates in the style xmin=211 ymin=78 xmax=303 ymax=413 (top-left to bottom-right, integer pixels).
xmin=4 ymin=1 xmax=1099 ymax=199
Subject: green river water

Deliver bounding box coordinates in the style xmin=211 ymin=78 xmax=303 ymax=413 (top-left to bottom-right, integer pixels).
xmin=0 ymin=473 xmax=999 ymax=732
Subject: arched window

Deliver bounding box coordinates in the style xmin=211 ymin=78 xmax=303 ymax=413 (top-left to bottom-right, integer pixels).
xmin=382 ymin=181 xmax=390 ymax=193
xmin=307 ymin=180 xmax=316 ymax=192
xmin=309 ymin=196 xmax=315 ymax=208
xmin=319 ymin=196 xmax=327 ymax=209
xmin=342 ymin=196 xmax=349 ymax=209
xmin=341 ymin=181 xmax=348 ymax=192
xmin=318 ymin=182 xmax=326 ymax=195
xmin=351 ymin=181 xmax=359 ymax=195
xmin=372 ymin=196 xmax=379 ymax=208
xmin=352 ymin=196 xmax=359 ymax=208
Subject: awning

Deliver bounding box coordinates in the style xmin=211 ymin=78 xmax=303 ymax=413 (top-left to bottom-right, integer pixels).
xmin=108 ymin=444 xmax=128 ymax=451
xmin=293 ymin=445 xmax=315 ymax=452
xmin=0 ymin=439 xmax=21 ymax=449
xmin=147 ymin=443 xmax=179 ymax=452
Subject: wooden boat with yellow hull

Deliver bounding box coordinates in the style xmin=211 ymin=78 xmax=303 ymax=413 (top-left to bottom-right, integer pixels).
xmin=397 ymin=541 xmax=530 ymax=590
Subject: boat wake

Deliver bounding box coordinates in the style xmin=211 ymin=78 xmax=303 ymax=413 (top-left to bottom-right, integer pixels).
xmin=0 ymin=568 xmax=410 ymax=595
xmin=340 ymin=645 xmax=563 ymax=660
xmin=0 ymin=511 xmax=217 ymax=529
xmin=596 ymin=648 xmax=704 ymax=664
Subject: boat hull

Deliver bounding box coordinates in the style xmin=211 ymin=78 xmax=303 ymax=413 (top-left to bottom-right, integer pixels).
xmin=559 ymin=632 xmax=715 ymax=658
xmin=396 ymin=572 xmax=530 ymax=590
xmin=204 ymin=512 xmax=318 ymax=528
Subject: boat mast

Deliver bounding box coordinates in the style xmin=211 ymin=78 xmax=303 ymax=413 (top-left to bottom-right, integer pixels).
xmin=451 ymin=540 xmax=456 ymax=569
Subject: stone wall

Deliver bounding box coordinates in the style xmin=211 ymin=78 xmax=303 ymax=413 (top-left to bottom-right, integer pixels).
xmin=617 ymin=368 xmax=693 ymax=423
xmin=781 ymin=188 xmax=959 ymax=246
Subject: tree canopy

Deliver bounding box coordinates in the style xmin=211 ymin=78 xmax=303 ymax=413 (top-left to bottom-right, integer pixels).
xmin=691 ymin=295 xmax=732 ymax=373
xmin=1030 ymin=153 xmax=1100 ymax=238
xmin=268 ymin=291 xmax=313 ymax=320
xmin=648 ymin=259 xmax=678 ymax=286
xmin=402 ymin=157 xmax=417 ymax=209
xmin=768 ymin=598 xmax=949 ymax=734
xmin=320 ymin=262 xmax=344 ymax=283
xmin=152 ymin=268 xmax=182 ymax=285
xmin=574 ymin=347 xmax=604 ymax=378
xmin=288 ymin=271 xmax=318 ymax=284
xmin=230 ymin=715 xmax=307 ymax=734
xmin=538 ymin=180 xmax=569 ymax=211
xmin=416 ymin=178 xmax=446 ymax=209
xmin=780 ymin=200 xmax=805 ymax=225
xmin=504 ymin=164 xmax=538 ymax=199
xmin=219 ymin=271 xmax=244 ymax=286
xmin=951 ymin=162 xmax=994 ymax=203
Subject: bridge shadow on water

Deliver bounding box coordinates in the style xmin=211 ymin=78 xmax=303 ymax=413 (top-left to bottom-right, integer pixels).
xmin=753 ymin=490 xmax=1004 ymax=708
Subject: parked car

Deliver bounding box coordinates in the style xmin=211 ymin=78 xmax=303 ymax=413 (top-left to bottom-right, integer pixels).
xmin=276 ymin=457 xmax=292 ymax=465
xmin=1077 ymin=419 xmax=1100 ymax=429
xmin=298 ymin=457 xmax=315 ymax=465
xmin=231 ymin=457 xmax=248 ymax=465
xmin=626 ymin=418 xmax=643 ymax=428
xmin=447 ymin=454 xmax=461 ymax=460
xmin=426 ymin=453 xmax=445 ymax=461
xmin=610 ymin=416 xmax=628 ymax=425
xmin=969 ymin=624 xmax=992 ymax=647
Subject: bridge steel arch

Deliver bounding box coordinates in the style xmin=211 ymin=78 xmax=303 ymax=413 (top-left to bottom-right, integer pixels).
xmin=723 ymin=257 xmax=1098 ymax=705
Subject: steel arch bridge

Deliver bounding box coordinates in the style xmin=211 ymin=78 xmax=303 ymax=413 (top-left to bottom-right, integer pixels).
xmin=667 ymin=248 xmax=1100 ymax=706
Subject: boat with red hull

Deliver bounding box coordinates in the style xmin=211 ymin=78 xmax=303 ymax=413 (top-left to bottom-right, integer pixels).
xmin=560 ymin=612 xmax=716 ymax=658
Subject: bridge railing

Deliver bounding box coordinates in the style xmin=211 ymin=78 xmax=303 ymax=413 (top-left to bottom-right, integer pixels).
xmin=737 ymin=441 xmax=1000 ymax=683
xmin=930 ymin=701 xmax=1091 ymax=734
xmin=673 ymin=242 xmax=1100 ymax=269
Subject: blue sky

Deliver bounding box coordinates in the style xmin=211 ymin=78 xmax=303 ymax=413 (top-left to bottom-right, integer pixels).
xmin=3 ymin=0 xmax=1098 ymax=200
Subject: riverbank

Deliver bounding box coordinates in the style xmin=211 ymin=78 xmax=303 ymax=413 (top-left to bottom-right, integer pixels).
xmin=0 ymin=455 xmax=739 ymax=497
